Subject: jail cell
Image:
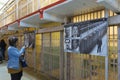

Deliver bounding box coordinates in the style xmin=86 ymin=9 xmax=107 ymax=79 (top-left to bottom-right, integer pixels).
xmin=66 ymin=9 xmax=118 ymax=80
xmin=66 ymin=9 xmax=106 ymax=80
xmin=35 ymin=34 xmax=42 ymax=71
xmin=17 ymin=34 xmax=34 ymax=69
xmin=41 ymin=32 xmax=60 ymax=79
xmin=18 ymin=0 xmax=27 ymax=18
xmin=108 ymin=11 xmax=118 ymax=80
xmin=24 ymin=32 xmax=36 ymax=69
xmin=108 ymin=26 xmax=118 ymax=80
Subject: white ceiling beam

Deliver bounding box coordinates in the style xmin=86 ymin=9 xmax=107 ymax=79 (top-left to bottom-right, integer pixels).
xmin=0 ymin=30 xmax=7 ymax=34
xmin=8 ymin=27 xmax=19 ymax=30
xmin=109 ymin=15 xmax=120 ymax=25
xmin=97 ymin=0 xmax=120 ymax=13
xmin=43 ymin=12 xmax=64 ymax=23
xmin=0 ymin=26 xmax=8 ymax=33
xmin=20 ymin=22 xmax=39 ymax=27
xmin=7 ymin=22 xmax=20 ymax=30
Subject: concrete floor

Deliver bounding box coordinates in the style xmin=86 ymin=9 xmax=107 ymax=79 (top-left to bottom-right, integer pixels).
xmin=0 ymin=61 xmax=51 ymax=80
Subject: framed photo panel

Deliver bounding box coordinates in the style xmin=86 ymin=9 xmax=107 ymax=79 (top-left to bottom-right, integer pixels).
xmin=64 ymin=18 xmax=108 ymax=56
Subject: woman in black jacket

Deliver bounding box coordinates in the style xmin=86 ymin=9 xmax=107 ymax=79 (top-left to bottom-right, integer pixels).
xmin=0 ymin=39 xmax=7 ymax=60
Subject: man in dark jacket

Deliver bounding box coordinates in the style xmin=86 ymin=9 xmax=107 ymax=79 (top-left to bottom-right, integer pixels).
xmin=0 ymin=39 xmax=7 ymax=60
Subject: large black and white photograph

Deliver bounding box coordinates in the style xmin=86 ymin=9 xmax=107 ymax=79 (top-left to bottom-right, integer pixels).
xmin=24 ymin=32 xmax=35 ymax=48
xmin=64 ymin=18 xmax=108 ymax=56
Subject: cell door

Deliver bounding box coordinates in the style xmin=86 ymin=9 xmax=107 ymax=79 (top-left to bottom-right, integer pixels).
xmin=108 ymin=26 xmax=118 ymax=80
xmin=41 ymin=32 xmax=60 ymax=79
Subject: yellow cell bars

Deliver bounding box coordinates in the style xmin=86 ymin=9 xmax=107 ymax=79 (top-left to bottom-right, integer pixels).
xmin=40 ymin=0 xmax=58 ymax=8
xmin=70 ymin=9 xmax=106 ymax=80
xmin=18 ymin=0 xmax=33 ymax=18
xmin=72 ymin=10 xmax=105 ymax=23
xmin=35 ymin=34 xmax=42 ymax=71
xmin=108 ymin=26 xmax=118 ymax=80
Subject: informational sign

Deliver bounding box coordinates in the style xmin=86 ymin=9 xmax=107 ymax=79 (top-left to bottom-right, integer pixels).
xmin=64 ymin=18 xmax=108 ymax=56
xmin=24 ymin=31 xmax=35 ymax=48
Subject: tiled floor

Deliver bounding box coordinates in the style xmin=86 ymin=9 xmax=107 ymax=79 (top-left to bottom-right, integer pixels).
xmin=0 ymin=61 xmax=50 ymax=80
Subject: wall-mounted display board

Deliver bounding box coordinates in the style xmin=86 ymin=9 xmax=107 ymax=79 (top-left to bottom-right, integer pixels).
xmin=24 ymin=31 xmax=35 ymax=48
xmin=64 ymin=18 xmax=108 ymax=56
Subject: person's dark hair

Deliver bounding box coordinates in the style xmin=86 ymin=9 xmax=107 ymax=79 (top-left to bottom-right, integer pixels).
xmin=8 ymin=36 xmax=18 ymax=47
xmin=1 ymin=39 xmax=5 ymax=43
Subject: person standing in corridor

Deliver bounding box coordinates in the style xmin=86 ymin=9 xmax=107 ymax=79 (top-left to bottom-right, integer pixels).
xmin=0 ymin=39 xmax=6 ymax=60
xmin=7 ymin=36 xmax=26 ymax=80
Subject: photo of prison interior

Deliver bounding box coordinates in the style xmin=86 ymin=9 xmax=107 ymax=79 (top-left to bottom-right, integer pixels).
xmin=24 ymin=32 xmax=35 ymax=48
xmin=64 ymin=18 xmax=108 ymax=56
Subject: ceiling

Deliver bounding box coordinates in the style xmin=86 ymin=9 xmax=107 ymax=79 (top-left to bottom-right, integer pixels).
xmin=0 ymin=0 xmax=9 ymax=13
xmin=45 ymin=0 xmax=104 ymax=17
xmin=0 ymin=0 xmax=9 ymax=9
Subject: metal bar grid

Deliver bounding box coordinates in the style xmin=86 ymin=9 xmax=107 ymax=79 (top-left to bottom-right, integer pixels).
xmin=41 ymin=32 xmax=60 ymax=79
xmin=68 ymin=9 xmax=107 ymax=80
